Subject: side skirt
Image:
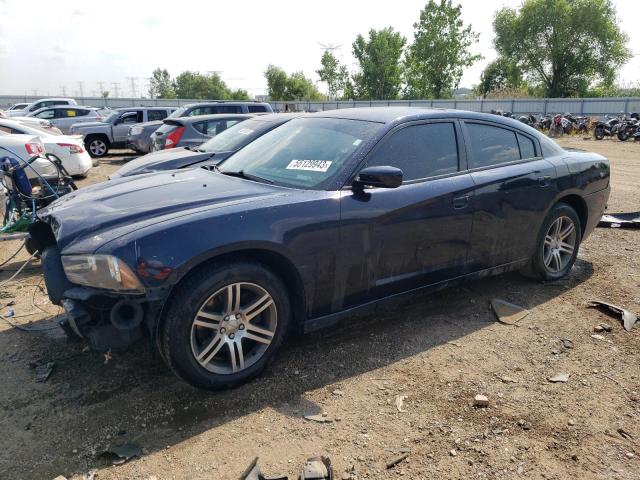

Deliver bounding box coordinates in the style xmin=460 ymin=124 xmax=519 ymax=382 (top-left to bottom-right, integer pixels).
xmin=303 ymin=258 xmax=528 ymax=333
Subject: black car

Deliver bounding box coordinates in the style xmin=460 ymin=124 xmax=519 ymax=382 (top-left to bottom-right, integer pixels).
xmin=30 ymin=108 xmax=610 ymax=390
xmin=110 ymin=113 xmax=302 ymax=179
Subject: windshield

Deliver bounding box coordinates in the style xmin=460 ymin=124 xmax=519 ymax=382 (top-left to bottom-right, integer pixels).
xmin=200 ymin=119 xmax=273 ymax=153
xmin=218 ymin=117 xmax=380 ymax=189
xmin=103 ymin=111 xmax=120 ymax=123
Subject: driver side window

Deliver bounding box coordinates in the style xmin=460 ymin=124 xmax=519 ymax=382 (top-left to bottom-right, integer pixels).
xmin=366 ymin=122 xmax=460 ymax=182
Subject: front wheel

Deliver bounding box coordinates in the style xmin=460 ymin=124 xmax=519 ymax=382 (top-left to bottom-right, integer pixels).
xmin=594 ymin=125 xmax=605 ymax=140
xmin=523 ymin=203 xmax=581 ymax=281
xmin=161 ymin=260 xmax=291 ymax=390
xmin=617 ymin=130 xmax=629 ymax=142
xmin=85 ymin=136 xmax=110 ymax=158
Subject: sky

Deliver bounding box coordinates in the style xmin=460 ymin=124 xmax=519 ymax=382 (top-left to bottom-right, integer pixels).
xmin=0 ymin=0 xmax=638 ymax=98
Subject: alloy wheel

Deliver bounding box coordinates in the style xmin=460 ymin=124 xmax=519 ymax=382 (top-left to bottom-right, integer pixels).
xmin=89 ymin=139 xmax=107 ymax=156
xmin=543 ymin=216 xmax=577 ymax=273
xmin=190 ymin=282 xmax=277 ymax=374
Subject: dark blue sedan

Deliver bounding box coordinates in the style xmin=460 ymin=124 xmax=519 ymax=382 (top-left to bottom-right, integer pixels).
xmin=31 ymin=108 xmax=610 ymax=390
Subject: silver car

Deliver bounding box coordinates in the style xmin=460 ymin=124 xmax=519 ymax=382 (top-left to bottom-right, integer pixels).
xmin=24 ymin=106 xmax=103 ymax=134
xmin=151 ymin=114 xmax=253 ymax=151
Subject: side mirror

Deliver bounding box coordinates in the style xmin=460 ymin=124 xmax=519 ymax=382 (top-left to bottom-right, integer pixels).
xmin=353 ymin=166 xmax=403 ymax=190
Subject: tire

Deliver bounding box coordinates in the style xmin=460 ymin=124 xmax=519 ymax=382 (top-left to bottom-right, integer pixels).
xmin=617 ymin=130 xmax=629 ymax=142
xmin=161 ymin=260 xmax=291 ymax=390
xmin=522 ymin=203 xmax=582 ymax=281
xmin=594 ymin=126 xmax=605 ymax=140
xmin=85 ymin=135 xmax=110 ymax=158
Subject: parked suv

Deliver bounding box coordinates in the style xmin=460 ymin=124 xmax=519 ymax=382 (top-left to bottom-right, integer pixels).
xmin=22 ymin=106 xmax=102 ymax=134
xmin=149 ymin=101 xmax=272 ymax=151
xmin=5 ymin=98 xmax=77 ymax=117
xmin=70 ymin=107 xmax=175 ymax=158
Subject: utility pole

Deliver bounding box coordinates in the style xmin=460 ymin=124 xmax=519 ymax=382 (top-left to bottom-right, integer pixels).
xmin=126 ymin=77 xmax=138 ymax=98
xmin=318 ymin=42 xmax=342 ymax=54
xmin=32 ymin=89 xmax=38 ymax=97
xmin=145 ymin=77 xmax=153 ymax=99
xmin=111 ymin=82 xmax=121 ymax=98
xmin=97 ymin=81 xmax=105 ymax=95
xmin=60 ymin=85 xmax=67 ymax=96
xmin=77 ymin=81 xmax=84 ymax=99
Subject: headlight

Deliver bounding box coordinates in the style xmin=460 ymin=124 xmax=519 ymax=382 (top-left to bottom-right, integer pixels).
xmin=129 ymin=126 xmax=143 ymax=136
xmin=62 ymin=255 xmax=145 ymax=293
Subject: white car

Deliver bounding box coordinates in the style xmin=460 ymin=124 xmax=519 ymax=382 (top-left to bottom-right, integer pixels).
xmin=0 ymin=134 xmax=60 ymax=181
xmin=5 ymin=98 xmax=77 ymax=117
xmin=6 ymin=103 xmax=29 ymax=112
xmin=0 ymin=118 xmax=92 ymax=177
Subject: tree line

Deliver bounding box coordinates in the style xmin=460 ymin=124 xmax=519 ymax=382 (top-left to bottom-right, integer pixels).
xmin=150 ymin=0 xmax=631 ymax=102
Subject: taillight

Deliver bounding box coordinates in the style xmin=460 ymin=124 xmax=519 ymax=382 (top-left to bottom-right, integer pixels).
xmin=164 ymin=127 xmax=185 ymax=149
xmin=57 ymin=143 xmax=84 ymax=154
xmin=25 ymin=142 xmax=44 ymax=155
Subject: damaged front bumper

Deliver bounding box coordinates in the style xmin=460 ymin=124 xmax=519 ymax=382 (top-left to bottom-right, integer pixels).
xmin=41 ymin=245 xmax=164 ymax=352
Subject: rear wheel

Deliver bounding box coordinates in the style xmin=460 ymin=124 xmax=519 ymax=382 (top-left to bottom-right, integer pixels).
xmin=85 ymin=135 xmax=109 ymax=158
xmin=161 ymin=260 xmax=291 ymax=390
xmin=617 ymin=130 xmax=629 ymax=142
xmin=523 ymin=203 xmax=581 ymax=281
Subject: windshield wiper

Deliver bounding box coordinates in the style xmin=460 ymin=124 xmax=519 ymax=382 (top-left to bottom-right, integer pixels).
xmin=220 ymin=169 xmax=274 ymax=184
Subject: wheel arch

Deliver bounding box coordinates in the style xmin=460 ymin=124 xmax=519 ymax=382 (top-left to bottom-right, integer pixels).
xmin=154 ymin=247 xmax=307 ymax=355
xmin=554 ymin=194 xmax=588 ymax=236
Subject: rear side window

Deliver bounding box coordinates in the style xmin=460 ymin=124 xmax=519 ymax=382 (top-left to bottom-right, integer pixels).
xmin=517 ymin=133 xmax=536 ymax=159
xmin=215 ymin=105 xmax=242 ymax=114
xmin=147 ymin=110 xmax=168 ymax=121
xmin=466 ymin=123 xmax=520 ymax=168
xmin=192 ymin=121 xmax=207 ymax=134
xmin=35 ymin=109 xmax=55 ymax=119
xmin=366 ymin=122 xmax=459 ymax=181
xmin=248 ymin=105 xmax=268 ymax=113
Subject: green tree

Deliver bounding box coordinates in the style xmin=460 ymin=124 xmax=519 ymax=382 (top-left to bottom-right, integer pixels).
xmin=229 ymin=88 xmax=250 ymax=100
xmin=149 ymin=68 xmax=176 ymax=99
xmin=174 ymin=71 xmax=231 ymax=99
xmin=476 ymin=58 xmax=523 ymax=98
xmin=404 ymin=0 xmax=481 ymax=99
xmin=264 ymin=65 xmax=289 ymax=101
xmin=493 ymin=0 xmax=631 ymax=97
xmin=316 ymin=51 xmax=347 ymax=99
xmin=352 ymin=27 xmax=406 ymax=100
xmin=264 ymin=65 xmax=324 ymax=101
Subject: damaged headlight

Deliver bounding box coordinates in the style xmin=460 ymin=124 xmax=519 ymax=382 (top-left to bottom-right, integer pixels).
xmin=61 ymin=255 xmax=145 ymax=293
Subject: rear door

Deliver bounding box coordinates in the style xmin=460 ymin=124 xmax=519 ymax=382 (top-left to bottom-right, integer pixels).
xmin=338 ymin=120 xmax=475 ymax=307
xmin=51 ymin=108 xmax=88 ymax=133
xmin=463 ymin=121 xmax=557 ymax=270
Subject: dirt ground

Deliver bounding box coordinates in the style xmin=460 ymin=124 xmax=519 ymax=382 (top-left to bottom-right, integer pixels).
xmin=0 ymin=140 xmax=638 ymax=480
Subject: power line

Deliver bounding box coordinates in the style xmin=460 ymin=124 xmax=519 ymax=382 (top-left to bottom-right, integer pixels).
xmin=97 ymin=81 xmax=105 ymax=94
xmin=77 ymin=81 xmax=84 ymax=98
xmin=126 ymin=77 xmax=138 ymax=98
xmin=60 ymin=85 xmax=67 ymax=96
xmin=319 ymin=42 xmax=342 ymax=54
xmin=111 ymin=82 xmax=120 ymax=98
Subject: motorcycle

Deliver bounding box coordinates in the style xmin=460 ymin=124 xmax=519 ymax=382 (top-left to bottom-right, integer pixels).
xmin=593 ymin=115 xmax=621 ymax=140
xmin=616 ymin=113 xmax=639 ymax=142
xmin=548 ymin=114 xmax=564 ymax=137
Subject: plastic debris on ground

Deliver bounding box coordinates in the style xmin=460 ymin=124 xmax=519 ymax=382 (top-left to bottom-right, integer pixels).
xmin=299 ymin=456 xmax=333 ymax=480
xmin=597 ymin=212 xmax=640 ymax=229
xmin=588 ymin=300 xmax=638 ymax=331
xmin=491 ymin=299 xmax=529 ymax=325
xmin=240 ymin=456 xmax=288 ymax=480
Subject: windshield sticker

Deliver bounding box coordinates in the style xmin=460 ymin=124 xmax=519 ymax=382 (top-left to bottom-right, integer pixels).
xmin=353 ymin=138 xmax=362 ymax=146
xmin=286 ymin=159 xmax=333 ymax=172
xmin=237 ymin=128 xmax=254 ymax=135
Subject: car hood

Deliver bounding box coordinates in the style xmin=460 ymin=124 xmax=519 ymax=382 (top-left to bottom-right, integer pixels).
xmin=110 ymin=147 xmax=213 ymax=178
xmin=38 ymin=168 xmax=288 ymax=251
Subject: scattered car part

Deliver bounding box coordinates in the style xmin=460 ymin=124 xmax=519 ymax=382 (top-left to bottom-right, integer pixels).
xmin=299 ymin=456 xmax=333 ymax=480
xmin=32 ymin=361 xmax=55 ymax=382
xmin=588 ymin=300 xmax=638 ymax=331
xmin=304 ymin=414 xmax=333 ymax=423
xmin=548 ymin=373 xmax=570 ymax=383
xmin=240 ymin=457 xmax=288 ymax=480
xmin=386 ymin=453 xmax=409 ymax=470
xmin=597 ymin=212 xmax=640 ymax=229
xmin=491 ymin=299 xmax=529 ymax=325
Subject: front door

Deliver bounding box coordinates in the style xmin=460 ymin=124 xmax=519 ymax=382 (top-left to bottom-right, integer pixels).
xmin=337 ymin=120 xmax=475 ymax=309
xmin=113 ymin=111 xmax=142 ymax=143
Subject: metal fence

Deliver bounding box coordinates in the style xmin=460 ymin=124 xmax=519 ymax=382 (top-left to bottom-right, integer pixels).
xmin=2 ymin=95 xmax=639 ymax=117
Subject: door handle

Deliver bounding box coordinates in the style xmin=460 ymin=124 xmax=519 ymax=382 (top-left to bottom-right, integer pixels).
xmin=537 ymin=175 xmax=551 ymax=187
xmin=452 ymin=195 xmax=470 ymax=209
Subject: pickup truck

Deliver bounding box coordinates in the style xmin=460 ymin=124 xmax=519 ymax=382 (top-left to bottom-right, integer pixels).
xmin=69 ymin=107 xmax=175 ymax=158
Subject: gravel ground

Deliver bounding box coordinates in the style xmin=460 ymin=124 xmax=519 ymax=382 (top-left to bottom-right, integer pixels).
xmin=0 ymin=140 xmax=638 ymax=480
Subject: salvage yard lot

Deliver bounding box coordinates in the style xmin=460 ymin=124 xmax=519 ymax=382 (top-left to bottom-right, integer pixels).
xmin=0 ymin=139 xmax=638 ymax=480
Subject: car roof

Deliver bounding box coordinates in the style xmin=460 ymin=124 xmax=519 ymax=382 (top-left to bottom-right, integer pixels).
xmin=248 ymin=112 xmax=304 ymax=123
xmin=115 ymin=106 xmax=177 ymax=111
xmin=305 ymin=107 xmax=542 ymax=131
xmin=182 ymin=101 xmax=271 ymax=107
xmin=166 ymin=113 xmax=255 ymax=124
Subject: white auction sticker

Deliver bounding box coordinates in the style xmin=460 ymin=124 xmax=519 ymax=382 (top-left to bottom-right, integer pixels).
xmin=286 ymin=159 xmax=332 ymax=172
xmin=237 ymin=128 xmax=254 ymax=135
